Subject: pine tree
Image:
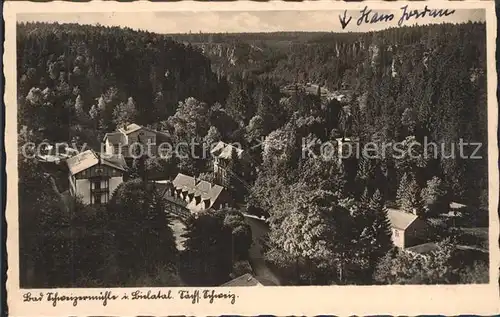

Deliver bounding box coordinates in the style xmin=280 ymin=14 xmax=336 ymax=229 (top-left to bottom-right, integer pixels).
xmin=181 ymin=210 xmax=233 ymax=286
xmin=356 ymin=156 xmax=376 ymax=195
xmin=421 ymin=176 xmax=449 ymax=217
xmin=360 ymin=187 xmax=371 ymax=208
xmin=245 ymin=115 xmax=265 ymax=143
xmin=97 ymin=96 xmax=106 ymax=111
xmin=399 ymin=176 xmax=423 ymax=215
xmin=74 ymin=94 xmax=85 ymax=119
xmin=113 ymin=97 xmax=138 ymax=128
xmin=89 ymin=104 xmax=99 ymax=120
xmin=368 ymin=189 xmax=393 ymax=261
xmin=227 ymin=147 xmax=245 ymax=202
xmin=108 ymin=179 xmax=178 ymax=277
xmin=396 ymin=173 xmax=410 ymax=207
xmin=203 ymin=126 xmax=221 ymax=150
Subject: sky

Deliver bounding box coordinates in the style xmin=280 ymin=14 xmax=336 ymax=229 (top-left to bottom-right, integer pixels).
xmin=17 ymin=9 xmax=485 ymax=34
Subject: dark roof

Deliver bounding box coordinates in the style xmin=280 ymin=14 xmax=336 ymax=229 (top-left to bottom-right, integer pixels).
xmin=220 ymin=274 xmax=263 ymax=287
xmin=102 ymin=154 xmax=128 ymax=171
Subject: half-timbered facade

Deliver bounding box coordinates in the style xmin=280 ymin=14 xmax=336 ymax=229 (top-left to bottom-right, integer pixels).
xmin=67 ymin=150 xmax=127 ymax=205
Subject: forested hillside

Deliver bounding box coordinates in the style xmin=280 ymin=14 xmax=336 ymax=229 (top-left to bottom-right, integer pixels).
xmin=17 ymin=22 xmax=227 ymax=145
xmin=17 ymin=21 xmax=488 ymax=287
xmin=173 ymin=23 xmax=488 ymax=206
xmin=171 ymin=24 xmax=486 ymax=90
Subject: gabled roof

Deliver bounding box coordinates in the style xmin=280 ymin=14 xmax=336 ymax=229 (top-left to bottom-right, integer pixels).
xmin=220 ymin=273 xmax=263 ymax=287
xmin=66 ymin=150 xmax=127 ymax=176
xmin=103 ymin=132 xmax=126 ymax=144
xmin=101 ymin=154 xmax=127 ymax=171
xmin=120 ymin=123 xmax=143 ymax=134
xmin=117 ymin=123 xmax=159 ymax=135
xmin=66 ymin=150 xmax=99 ymax=175
xmin=387 ymin=208 xmax=419 ymax=230
xmin=450 ymin=202 xmax=467 ymax=210
xmin=105 ymin=123 xmax=171 ymax=145
xmin=210 ymin=141 xmax=244 ymax=160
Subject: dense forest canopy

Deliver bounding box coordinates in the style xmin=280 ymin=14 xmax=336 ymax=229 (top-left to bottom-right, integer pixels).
xmin=18 ymin=21 xmax=487 ymax=204
xmin=17 ymin=22 xmax=228 ymax=144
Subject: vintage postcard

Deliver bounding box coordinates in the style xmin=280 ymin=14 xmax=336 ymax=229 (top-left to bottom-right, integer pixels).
xmin=4 ymin=0 xmax=499 ymax=316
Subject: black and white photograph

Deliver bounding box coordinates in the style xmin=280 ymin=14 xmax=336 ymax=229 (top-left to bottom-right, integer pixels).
xmin=4 ymin=1 xmax=499 ymax=315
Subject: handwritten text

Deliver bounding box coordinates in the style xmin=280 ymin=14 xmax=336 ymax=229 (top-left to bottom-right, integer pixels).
xmin=355 ymin=5 xmax=456 ymax=27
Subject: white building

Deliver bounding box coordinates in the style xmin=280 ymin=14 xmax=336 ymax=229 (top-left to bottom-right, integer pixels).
xmin=103 ymin=123 xmax=169 ymax=158
xmin=387 ymin=208 xmax=429 ymax=249
xmin=66 ymin=150 xmax=127 ymax=204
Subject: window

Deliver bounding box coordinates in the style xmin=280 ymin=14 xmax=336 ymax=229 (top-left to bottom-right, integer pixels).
xmin=91 ymin=178 xmax=109 ymax=204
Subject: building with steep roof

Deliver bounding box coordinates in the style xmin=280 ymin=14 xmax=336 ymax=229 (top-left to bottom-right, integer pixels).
xmin=103 ymin=123 xmax=170 ymax=159
xmin=210 ymin=141 xmax=255 ymax=187
xmin=67 ymin=150 xmax=127 ymax=205
xmin=158 ymin=173 xmax=231 ymax=216
xmin=387 ymin=208 xmax=430 ymax=249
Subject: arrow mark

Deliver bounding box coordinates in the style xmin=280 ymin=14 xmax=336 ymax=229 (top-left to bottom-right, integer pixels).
xmin=339 ymin=10 xmax=352 ymax=30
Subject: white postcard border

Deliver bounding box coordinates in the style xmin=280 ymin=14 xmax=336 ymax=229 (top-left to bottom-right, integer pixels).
xmin=4 ymin=1 xmax=499 ymax=316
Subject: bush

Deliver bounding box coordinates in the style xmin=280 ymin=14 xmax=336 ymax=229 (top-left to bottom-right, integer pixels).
xmin=454 ymin=228 xmax=488 ymax=250
xmin=373 ymin=242 xmax=461 ymax=285
xmin=426 ymin=217 xmax=450 ymax=240
xmin=457 ymin=206 xmax=488 ymax=227
xmin=458 ymin=261 xmax=489 ymax=284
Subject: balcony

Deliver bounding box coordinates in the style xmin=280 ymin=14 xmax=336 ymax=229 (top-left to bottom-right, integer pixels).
xmin=91 ymin=188 xmax=109 ymax=195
